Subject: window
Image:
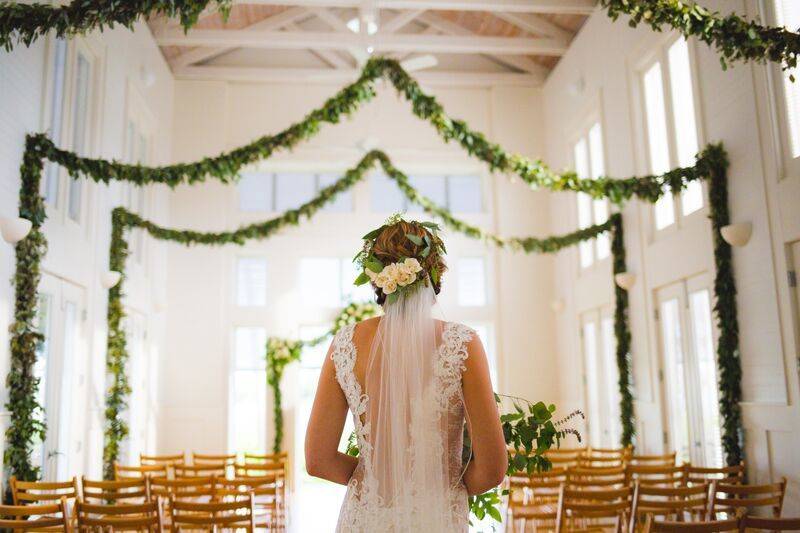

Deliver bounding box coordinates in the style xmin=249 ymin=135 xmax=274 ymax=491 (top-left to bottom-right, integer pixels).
xmin=641 ymin=38 xmax=704 ymax=231
xmin=773 ymin=1 xmax=800 ymax=169
xmin=124 ymin=110 xmax=152 ymax=264
xmin=230 ymin=327 xmax=267 ymax=454
xmin=43 ymin=39 xmax=67 ymax=207
xmin=237 ymin=172 xmax=353 ymax=213
xmin=371 ymin=173 xmax=482 ymax=213
xmin=656 ymin=278 xmax=722 ymax=466
xmin=573 ymin=121 xmax=610 ymax=268
xmin=67 ymin=51 xmax=92 ymax=223
xmin=457 ymin=257 xmax=487 ymax=307
xmin=236 ymin=258 xmax=268 ymax=307
xmin=299 ymin=258 xmax=373 ymax=308
xmin=580 ymin=309 xmax=620 ymax=448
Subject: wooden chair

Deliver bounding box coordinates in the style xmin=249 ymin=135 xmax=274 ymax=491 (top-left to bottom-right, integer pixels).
xmin=216 ymin=476 xmax=281 ymax=530
xmin=191 ymin=452 xmax=236 ymax=465
xmin=578 ymin=450 xmax=628 ymax=469
xmin=75 ymin=499 xmax=165 ymax=532
xmin=234 ymin=461 xmax=285 ymax=478
xmin=140 ymin=453 xmax=185 ymax=466
xmin=544 ymin=448 xmax=586 ymax=469
xmin=629 ymin=482 xmax=710 ymax=532
xmin=738 ymin=515 xmax=800 ymax=531
xmin=114 ymin=463 xmax=168 ymax=480
xmin=174 ymin=462 xmax=228 ymax=478
xmin=170 ymin=493 xmax=256 ymax=531
xmin=0 ymin=498 xmax=70 ymax=532
xmin=555 ymin=484 xmax=634 ymax=532
xmin=149 ymin=476 xmax=217 ymax=503
xmin=567 ymin=466 xmax=628 ymax=489
xmin=507 ymin=470 xmax=567 ymax=532
xmin=641 ymin=510 xmax=743 ymax=532
xmin=683 ymin=463 xmax=745 ymax=486
xmin=708 ymin=478 xmax=787 ymax=519
xmin=81 ymin=476 xmax=151 ymax=504
xmin=243 ymin=451 xmax=288 ymax=464
xmin=9 ymin=477 xmax=79 ymax=506
xmin=626 ymin=465 xmax=686 ymax=487
xmin=629 ymin=453 xmax=677 ymax=467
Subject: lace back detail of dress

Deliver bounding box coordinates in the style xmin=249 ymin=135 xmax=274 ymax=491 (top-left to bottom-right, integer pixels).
xmin=331 ymin=321 xmax=474 ymax=533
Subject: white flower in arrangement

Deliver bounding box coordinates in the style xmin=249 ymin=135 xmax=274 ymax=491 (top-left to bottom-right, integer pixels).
xmin=371 ymin=258 xmax=422 ymax=294
xmin=404 ymin=258 xmax=422 ymax=273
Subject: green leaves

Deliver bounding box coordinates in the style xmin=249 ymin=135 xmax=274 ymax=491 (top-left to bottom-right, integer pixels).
xmin=405 ymin=233 xmax=424 ymax=246
xmin=365 ymin=258 xmax=383 ymax=273
xmin=354 ymin=272 xmax=371 ymax=286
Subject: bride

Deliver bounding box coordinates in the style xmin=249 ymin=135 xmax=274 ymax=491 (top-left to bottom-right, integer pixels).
xmin=305 ymin=218 xmax=507 ymax=532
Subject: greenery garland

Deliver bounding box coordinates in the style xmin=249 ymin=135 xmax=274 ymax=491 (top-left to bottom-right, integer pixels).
xmin=706 ymin=148 xmax=743 ymax=466
xmin=0 ymin=0 xmax=232 ymax=51
xmin=266 ymin=302 xmax=381 ymax=453
xmin=600 ymin=0 xmax=800 ymax=75
xmin=102 ymin=210 xmax=132 ymax=479
xmin=611 ymin=214 xmax=635 ymax=446
xmin=4 ymin=136 xmax=48 ymax=498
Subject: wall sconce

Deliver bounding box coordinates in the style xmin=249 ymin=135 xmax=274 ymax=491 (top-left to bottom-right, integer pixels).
xmin=550 ymin=299 xmax=565 ymax=313
xmin=0 ymin=217 xmax=32 ymax=244
xmin=720 ymin=222 xmax=752 ymax=247
xmin=614 ymin=272 xmax=636 ymax=291
xmin=100 ymin=271 xmax=122 ymax=289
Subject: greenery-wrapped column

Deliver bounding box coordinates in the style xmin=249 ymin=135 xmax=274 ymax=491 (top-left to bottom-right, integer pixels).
xmin=4 ymin=136 xmax=48 ymax=499
xmin=610 ymin=213 xmax=635 ymax=446
xmin=103 ymin=209 xmax=132 ymax=479
xmin=707 ymin=151 xmax=744 ymax=466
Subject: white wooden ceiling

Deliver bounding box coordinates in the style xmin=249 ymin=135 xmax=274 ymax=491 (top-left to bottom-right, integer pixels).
xmin=148 ymin=0 xmax=594 ymax=86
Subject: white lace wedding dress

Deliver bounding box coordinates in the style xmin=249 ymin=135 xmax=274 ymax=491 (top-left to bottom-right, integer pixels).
xmin=330 ymin=318 xmax=474 ymax=532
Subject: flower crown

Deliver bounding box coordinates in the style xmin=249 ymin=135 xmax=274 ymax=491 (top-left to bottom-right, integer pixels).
xmin=353 ymin=215 xmax=445 ymax=305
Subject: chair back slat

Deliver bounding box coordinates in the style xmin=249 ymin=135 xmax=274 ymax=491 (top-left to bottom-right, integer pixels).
xmin=114 ymin=462 xmax=168 ymax=479
xmin=709 ymin=477 xmax=787 ymax=519
xmin=555 ymin=484 xmax=633 ymax=532
xmin=174 ymin=462 xmax=228 ymax=477
xmin=0 ymin=497 xmax=70 ymax=532
xmin=630 ymin=482 xmax=711 ymax=532
xmin=641 ymin=511 xmax=742 ymax=532
xmin=140 ymin=452 xmax=185 ymax=465
xmin=170 ymin=493 xmax=256 ymax=530
xmin=75 ymin=499 xmax=164 ymax=532
xmin=81 ymin=476 xmax=150 ymax=503
xmin=9 ymin=476 xmax=79 ymax=506
xmin=741 ymin=515 xmax=800 ymax=530
xmin=192 ymin=452 xmax=236 ymax=464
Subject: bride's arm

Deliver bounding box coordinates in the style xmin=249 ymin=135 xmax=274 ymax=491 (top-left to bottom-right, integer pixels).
xmin=305 ymin=342 xmax=358 ymax=485
xmin=462 ymin=335 xmax=508 ymax=496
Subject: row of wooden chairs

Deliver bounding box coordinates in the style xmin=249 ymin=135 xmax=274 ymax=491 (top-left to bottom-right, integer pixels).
xmin=508 ymin=477 xmax=789 ymax=533
xmin=9 ymin=474 xmax=284 ymax=531
xmin=115 ymin=451 xmax=289 ymax=479
xmin=0 ymin=494 xmax=259 ymax=532
xmin=138 ymin=451 xmax=288 ymax=466
xmin=642 ymin=510 xmax=800 ymax=532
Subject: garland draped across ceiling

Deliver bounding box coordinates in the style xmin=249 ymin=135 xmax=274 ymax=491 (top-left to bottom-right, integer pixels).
xmin=3 ymin=0 xmax=767 ymax=488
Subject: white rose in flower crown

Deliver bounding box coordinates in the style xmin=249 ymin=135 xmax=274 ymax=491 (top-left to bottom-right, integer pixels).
xmin=404 ymin=258 xmax=423 ymax=273
xmin=396 ymin=268 xmax=417 ymax=287
xmin=382 ymin=278 xmax=398 ymax=294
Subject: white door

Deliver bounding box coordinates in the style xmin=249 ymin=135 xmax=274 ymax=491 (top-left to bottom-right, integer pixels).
xmin=580 ymin=308 xmax=620 ymax=448
xmin=655 ymin=275 xmax=722 ymax=466
xmin=124 ymin=310 xmax=148 ymax=463
xmin=33 ymin=273 xmax=87 ymax=480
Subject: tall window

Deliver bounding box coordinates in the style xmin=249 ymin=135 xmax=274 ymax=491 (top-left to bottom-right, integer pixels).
xmin=238 ymin=172 xmax=352 ymax=213
xmin=298 ymin=258 xmax=373 ymax=307
xmin=457 ymin=257 xmax=487 ymax=307
xmin=580 ymin=309 xmax=620 ymax=448
xmin=230 ymin=327 xmax=267 ymax=453
xmin=43 ymin=39 xmax=67 ymax=207
xmin=236 ymin=258 xmax=268 ymax=307
xmin=124 ymin=108 xmax=152 ymax=264
xmin=641 ymin=38 xmax=704 ymax=231
xmin=574 ymin=122 xmax=610 ymax=268
xmin=773 ymin=1 xmax=800 ymax=170
xmin=371 ymin=174 xmax=483 ymax=213
xmin=656 ymin=278 xmax=722 ymax=466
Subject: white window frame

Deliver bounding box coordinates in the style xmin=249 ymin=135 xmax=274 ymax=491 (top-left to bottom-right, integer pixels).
xmin=237 ymin=171 xmax=354 ymax=213
xmin=40 ymin=35 xmax=104 ymax=232
xmin=228 ymin=326 xmax=268 ymax=454
xmin=570 ymin=116 xmax=611 ymax=271
xmin=123 ymin=82 xmax=155 ymax=268
xmin=763 ymin=1 xmax=800 ymax=179
xmin=370 ymin=173 xmax=484 ymax=214
xmin=635 ymin=34 xmax=707 ymax=237
xmin=579 ymin=307 xmax=620 ymax=449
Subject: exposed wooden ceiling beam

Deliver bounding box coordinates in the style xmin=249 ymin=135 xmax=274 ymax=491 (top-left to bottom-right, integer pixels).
xmin=233 ymin=0 xmax=596 ymax=15
xmin=157 ymin=28 xmax=568 ymax=56
xmin=174 ymin=65 xmax=544 ymax=86
xmin=381 ymin=9 xmax=424 ymax=33
xmin=493 ymin=11 xmax=573 ymax=41
xmin=310 ymin=7 xmax=369 ymax=64
xmin=416 ymin=11 xmax=550 ymax=77
xmin=168 ymin=6 xmax=311 ymax=69
xmin=285 ymin=22 xmax=350 ymax=68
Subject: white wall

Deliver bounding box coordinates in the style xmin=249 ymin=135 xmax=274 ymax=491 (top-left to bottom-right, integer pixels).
xmin=0 ymin=22 xmax=174 ymax=481
xmin=162 ymin=80 xmax=557 ymax=458
xmin=544 ymin=0 xmax=800 ymax=511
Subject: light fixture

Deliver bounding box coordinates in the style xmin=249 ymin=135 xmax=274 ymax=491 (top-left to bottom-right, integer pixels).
xmin=550 ymin=299 xmax=565 ymax=313
xmin=0 ymin=217 xmax=33 ymax=244
xmin=614 ymin=272 xmax=636 ymax=291
xmin=346 ymin=16 xmax=378 ymax=35
xmin=100 ymin=270 xmax=122 ymax=289
xmin=720 ymin=222 xmax=752 ymax=247
xmin=400 ymin=55 xmax=438 ymax=72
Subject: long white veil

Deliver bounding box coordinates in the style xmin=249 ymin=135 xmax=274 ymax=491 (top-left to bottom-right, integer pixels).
xmin=363 ymin=283 xmax=464 ymax=531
